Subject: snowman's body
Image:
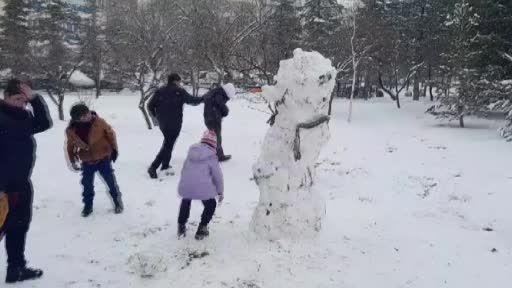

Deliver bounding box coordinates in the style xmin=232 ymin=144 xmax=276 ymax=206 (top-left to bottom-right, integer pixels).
xmin=251 ymin=49 xmax=336 ymax=239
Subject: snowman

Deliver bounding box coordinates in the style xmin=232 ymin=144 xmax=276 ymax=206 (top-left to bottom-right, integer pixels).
xmin=251 ymin=49 xmax=336 ymax=239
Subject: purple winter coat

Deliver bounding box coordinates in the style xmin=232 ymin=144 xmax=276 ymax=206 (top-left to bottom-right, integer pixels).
xmin=178 ymin=143 xmax=224 ymax=200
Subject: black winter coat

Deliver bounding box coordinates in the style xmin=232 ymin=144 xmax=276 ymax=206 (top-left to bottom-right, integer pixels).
xmin=0 ymin=95 xmax=53 ymax=193
xmin=147 ymin=84 xmax=203 ymax=131
xmin=203 ymin=87 xmax=229 ymax=128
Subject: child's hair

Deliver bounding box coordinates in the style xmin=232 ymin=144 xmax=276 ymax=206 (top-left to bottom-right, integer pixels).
xmin=70 ymin=103 xmax=90 ymax=121
xmin=4 ymin=78 xmax=22 ymax=98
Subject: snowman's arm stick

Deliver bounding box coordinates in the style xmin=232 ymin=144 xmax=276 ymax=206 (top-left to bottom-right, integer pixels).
xmin=266 ymin=89 xmax=289 ymax=126
xmin=293 ymin=115 xmax=330 ymax=161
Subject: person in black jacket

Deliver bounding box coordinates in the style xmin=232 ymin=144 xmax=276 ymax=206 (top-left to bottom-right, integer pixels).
xmin=203 ymin=83 xmax=235 ymax=162
xmin=0 ymin=78 xmax=52 ymax=283
xmin=147 ymin=73 xmax=203 ymax=179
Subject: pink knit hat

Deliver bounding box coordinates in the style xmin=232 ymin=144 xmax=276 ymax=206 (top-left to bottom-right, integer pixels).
xmin=201 ymin=130 xmax=217 ymax=149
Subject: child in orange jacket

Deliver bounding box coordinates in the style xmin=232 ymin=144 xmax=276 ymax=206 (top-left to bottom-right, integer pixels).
xmin=66 ymin=103 xmax=123 ymax=217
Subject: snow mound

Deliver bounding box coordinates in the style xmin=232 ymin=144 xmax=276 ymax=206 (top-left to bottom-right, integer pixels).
xmin=69 ymin=70 xmax=95 ymax=87
xmin=127 ymin=251 xmax=168 ymax=278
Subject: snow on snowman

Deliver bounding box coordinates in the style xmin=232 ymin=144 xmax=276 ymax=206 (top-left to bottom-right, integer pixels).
xmin=251 ymin=48 xmax=336 ymax=240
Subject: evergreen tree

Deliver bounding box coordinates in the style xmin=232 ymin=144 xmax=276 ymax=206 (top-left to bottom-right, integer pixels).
xmin=428 ymin=0 xmax=480 ymax=127
xmin=303 ymin=0 xmax=343 ymax=60
xmin=0 ymin=0 xmax=31 ymax=75
xmin=30 ymin=0 xmax=81 ymax=120
xmin=470 ymin=0 xmax=512 ymax=80
xmin=269 ymin=0 xmax=302 ymax=60
xmin=255 ymin=0 xmax=303 ymax=76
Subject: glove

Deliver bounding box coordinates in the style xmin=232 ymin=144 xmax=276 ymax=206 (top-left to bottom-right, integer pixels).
xmin=218 ymin=194 xmax=224 ymax=204
xmin=111 ymin=149 xmax=118 ymax=163
xmin=71 ymin=162 xmax=82 ymax=172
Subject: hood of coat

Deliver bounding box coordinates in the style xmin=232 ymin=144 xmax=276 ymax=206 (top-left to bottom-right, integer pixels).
xmin=188 ymin=143 xmax=217 ymax=162
xmin=0 ymin=99 xmax=30 ymax=120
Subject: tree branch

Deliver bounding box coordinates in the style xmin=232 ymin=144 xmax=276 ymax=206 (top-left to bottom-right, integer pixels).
xmin=293 ymin=115 xmax=330 ymax=161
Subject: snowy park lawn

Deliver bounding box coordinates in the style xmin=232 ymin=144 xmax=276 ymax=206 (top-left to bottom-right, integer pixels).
xmin=3 ymin=92 xmax=512 ymax=288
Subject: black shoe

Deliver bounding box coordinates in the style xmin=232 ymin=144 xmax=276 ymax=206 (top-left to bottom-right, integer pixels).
xmin=81 ymin=206 xmax=93 ymax=217
xmin=6 ymin=266 xmax=43 ymax=283
xmin=178 ymin=224 xmax=186 ymax=238
xmin=218 ymin=155 xmax=232 ymax=162
xmin=195 ymin=225 xmax=209 ymax=240
xmin=160 ymin=165 xmax=171 ymax=171
xmin=114 ymin=199 xmax=124 ymax=214
xmin=148 ymin=168 xmax=158 ymax=179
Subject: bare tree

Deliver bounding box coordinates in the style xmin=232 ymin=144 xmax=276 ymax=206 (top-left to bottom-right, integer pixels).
xmin=82 ymin=0 xmax=107 ymax=98
xmin=378 ymin=62 xmax=423 ymax=109
xmin=107 ymin=1 xmax=184 ymax=129
xmin=346 ymin=4 xmax=373 ymax=122
xmin=177 ymin=0 xmax=270 ymax=83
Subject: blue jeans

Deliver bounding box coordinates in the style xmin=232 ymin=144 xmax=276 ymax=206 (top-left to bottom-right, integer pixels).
xmin=81 ymin=158 xmax=121 ymax=208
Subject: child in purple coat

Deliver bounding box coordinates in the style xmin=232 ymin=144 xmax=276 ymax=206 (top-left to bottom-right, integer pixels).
xmin=177 ymin=130 xmax=224 ymax=240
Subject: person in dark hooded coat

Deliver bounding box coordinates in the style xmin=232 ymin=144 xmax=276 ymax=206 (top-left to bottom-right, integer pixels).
xmin=147 ymin=73 xmax=203 ymax=179
xmin=203 ymin=83 xmax=235 ymax=162
xmin=0 ymin=78 xmax=52 ymax=283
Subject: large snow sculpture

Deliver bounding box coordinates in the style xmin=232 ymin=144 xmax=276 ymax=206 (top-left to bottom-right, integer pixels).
xmin=251 ymin=49 xmax=336 ymax=239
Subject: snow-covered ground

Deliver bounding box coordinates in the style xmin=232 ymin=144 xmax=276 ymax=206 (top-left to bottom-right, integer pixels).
xmin=2 ymin=92 xmax=512 ymax=288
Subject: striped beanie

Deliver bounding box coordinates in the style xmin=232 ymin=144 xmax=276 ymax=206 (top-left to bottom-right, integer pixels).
xmin=201 ymin=130 xmax=217 ymax=149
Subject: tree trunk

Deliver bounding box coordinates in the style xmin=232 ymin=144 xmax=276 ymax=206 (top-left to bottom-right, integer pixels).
xmin=58 ymin=93 xmax=65 ymax=121
xmin=95 ymin=83 xmax=101 ymax=98
xmin=348 ymin=63 xmax=358 ymax=122
xmin=191 ymin=68 xmax=199 ymax=97
xmin=139 ymin=91 xmax=153 ymax=130
xmin=95 ymin=53 xmax=102 ymax=98
xmin=328 ymin=81 xmax=338 ymax=116
xmin=216 ymin=71 xmax=224 ymax=84
xmin=459 ymin=115 xmax=465 ymax=128
xmin=363 ymin=70 xmax=370 ymax=100
xmin=446 ymin=76 xmax=452 ymax=98
xmin=428 ymin=65 xmax=434 ymax=101
xmin=395 ymin=79 xmax=401 ymax=109
xmin=413 ymin=73 xmax=420 ymax=101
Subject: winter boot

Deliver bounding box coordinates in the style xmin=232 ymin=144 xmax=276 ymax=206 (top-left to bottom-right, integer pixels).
xmin=148 ymin=167 xmax=158 ymax=179
xmin=161 ymin=166 xmax=175 ymax=176
xmin=218 ymin=155 xmax=232 ymax=162
xmin=195 ymin=225 xmax=209 ymax=240
xmin=5 ymin=266 xmax=43 ymax=283
xmin=178 ymin=224 xmax=186 ymax=238
xmin=81 ymin=205 xmax=93 ymax=217
xmin=114 ymin=198 xmax=124 ymax=214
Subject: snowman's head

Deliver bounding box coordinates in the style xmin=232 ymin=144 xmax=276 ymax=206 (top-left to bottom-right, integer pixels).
xmin=263 ymin=49 xmax=336 ymax=121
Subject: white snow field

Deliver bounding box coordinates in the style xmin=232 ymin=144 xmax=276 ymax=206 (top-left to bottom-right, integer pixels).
xmin=1 ymin=92 xmax=511 ymax=288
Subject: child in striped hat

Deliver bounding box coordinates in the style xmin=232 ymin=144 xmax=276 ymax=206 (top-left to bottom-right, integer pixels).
xmin=177 ymin=130 xmax=224 ymax=240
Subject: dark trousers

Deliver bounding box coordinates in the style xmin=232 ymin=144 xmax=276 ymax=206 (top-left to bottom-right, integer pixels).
xmin=4 ymin=180 xmax=33 ymax=268
xmin=205 ymin=122 xmax=224 ymax=158
xmin=150 ymin=128 xmax=180 ymax=170
xmin=81 ymin=158 xmax=122 ymax=208
xmin=178 ymin=199 xmax=217 ymax=226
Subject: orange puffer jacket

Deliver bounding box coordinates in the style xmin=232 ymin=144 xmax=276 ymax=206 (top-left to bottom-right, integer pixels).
xmin=66 ymin=115 xmax=118 ymax=164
